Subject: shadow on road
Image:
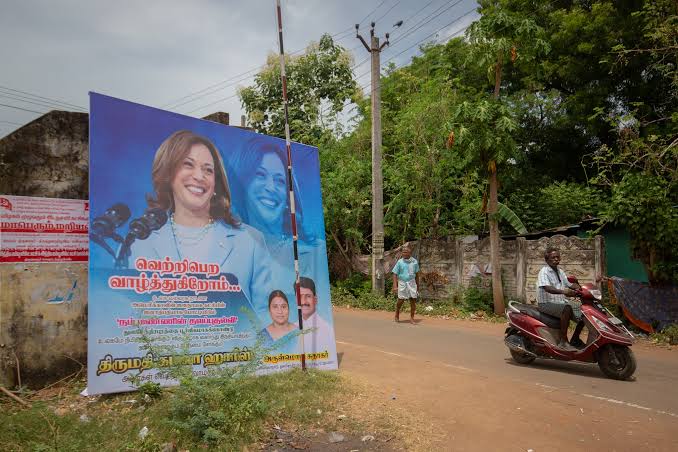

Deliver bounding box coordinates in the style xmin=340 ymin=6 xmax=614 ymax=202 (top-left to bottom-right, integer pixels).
xmin=504 ymin=358 xmax=617 ymax=381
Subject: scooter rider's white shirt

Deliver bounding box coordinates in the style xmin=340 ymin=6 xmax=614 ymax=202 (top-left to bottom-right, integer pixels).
xmin=536 ymin=265 xmax=573 ymax=304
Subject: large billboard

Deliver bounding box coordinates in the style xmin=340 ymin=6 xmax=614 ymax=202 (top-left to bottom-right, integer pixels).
xmin=87 ymin=93 xmax=336 ymax=395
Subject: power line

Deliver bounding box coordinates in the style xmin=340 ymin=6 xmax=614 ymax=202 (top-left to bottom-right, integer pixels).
xmin=355 ymin=7 xmax=476 ymax=82
xmin=358 ymin=0 xmax=389 ymax=26
xmin=162 ymin=26 xmax=356 ymax=111
xmin=164 ymin=2 xmax=394 ymax=114
xmin=180 ymin=3 xmax=472 ymax=117
xmin=373 ymin=1 xmax=402 ymax=24
xmin=352 ymin=0 xmax=459 ymax=73
xmin=0 ymin=103 xmax=46 ymax=115
xmin=0 ymin=93 xmax=78 ymax=113
xmin=0 ymin=85 xmax=86 ymax=111
xmin=390 ymin=0 xmax=466 ymax=48
xmin=319 ymin=22 xmax=470 ymax=119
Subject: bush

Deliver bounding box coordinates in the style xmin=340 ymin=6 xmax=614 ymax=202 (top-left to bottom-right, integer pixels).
xmin=333 ymin=272 xmax=372 ymax=296
xmin=652 ymin=324 xmax=678 ymax=346
xmin=461 ymin=286 xmax=494 ymax=314
xmin=332 ymin=285 xmax=393 ymax=311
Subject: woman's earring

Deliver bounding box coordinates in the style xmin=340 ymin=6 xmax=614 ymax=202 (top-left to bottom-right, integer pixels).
xmin=213 ymin=192 xmax=217 ymax=197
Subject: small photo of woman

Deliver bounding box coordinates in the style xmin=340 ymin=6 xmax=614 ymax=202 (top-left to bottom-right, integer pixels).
xmin=128 ymin=130 xmax=272 ymax=308
xmin=260 ymin=290 xmax=297 ymax=344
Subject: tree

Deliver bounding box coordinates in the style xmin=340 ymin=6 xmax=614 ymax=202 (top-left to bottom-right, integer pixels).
xmin=449 ymin=0 xmax=550 ymax=313
xmin=239 ymin=34 xmax=358 ymax=145
xmin=587 ymin=0 xmax=678 ymax=284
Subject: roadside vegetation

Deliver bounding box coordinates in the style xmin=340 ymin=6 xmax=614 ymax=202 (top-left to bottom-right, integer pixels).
xmin=332 ymin=275 xmax=503 ymax=321
xmin=1 ymin=366 xmax=425 ymax=452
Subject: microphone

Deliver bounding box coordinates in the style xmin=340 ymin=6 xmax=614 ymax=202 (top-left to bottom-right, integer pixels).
xmin=115 ymin=208 xmax=168 ymax=268
xmin=126 ymin=208 xmax=168 ymax=243
xmin=90 ymin=203 xmax=131 ymax=258
xmin=91 ymin=203 xmax=131 ymax=240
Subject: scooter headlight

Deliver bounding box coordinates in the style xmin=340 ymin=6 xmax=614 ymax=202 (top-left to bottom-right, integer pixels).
xmin=589 ymin=289 xmax=602 ymax=300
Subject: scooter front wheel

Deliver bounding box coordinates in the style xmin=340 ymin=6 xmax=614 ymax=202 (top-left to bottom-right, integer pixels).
xmin=597 ymin=344 xmax=636 ymax=380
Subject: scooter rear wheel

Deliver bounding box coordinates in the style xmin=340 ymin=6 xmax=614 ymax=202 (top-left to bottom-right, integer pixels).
xmin=510 ymin=349 xmax=536 ymax=365
xmin=597 ymin=344 xmax=636 ymax=380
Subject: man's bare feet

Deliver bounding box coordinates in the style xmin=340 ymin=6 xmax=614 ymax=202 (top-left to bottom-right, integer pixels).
xmin=409 ymin=318 xmax=415 ymax=324
xmin=394 ymin=316 xmax=399 ymax=323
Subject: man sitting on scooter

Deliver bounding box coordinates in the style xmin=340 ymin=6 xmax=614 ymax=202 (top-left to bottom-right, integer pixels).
xmin=536 ymin=247 xmax=583 ymax=349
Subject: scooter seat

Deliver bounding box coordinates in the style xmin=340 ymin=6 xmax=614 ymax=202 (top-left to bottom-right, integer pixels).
xmin=512 ymin=303 xmax=562 ymax=329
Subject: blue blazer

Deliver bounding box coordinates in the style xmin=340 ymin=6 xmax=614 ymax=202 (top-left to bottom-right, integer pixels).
xmin=128 ymin=220 xmax=273 ymax=311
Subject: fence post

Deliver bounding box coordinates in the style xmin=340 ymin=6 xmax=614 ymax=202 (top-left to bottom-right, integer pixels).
xmin=594 ymin=235 xmax=605 ymax=282
xmin=516 ymin=237 xmax=527 ymax=301
xmin=455 ymin=237 xmax=464 ymax=289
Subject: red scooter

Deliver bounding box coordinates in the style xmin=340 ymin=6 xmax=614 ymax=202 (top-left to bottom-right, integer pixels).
xmin=504 ymin=279 xmax=636 ymax=380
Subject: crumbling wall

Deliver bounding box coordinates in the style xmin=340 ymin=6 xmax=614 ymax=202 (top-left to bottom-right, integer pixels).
xmin=0 ymin=111 xmax=89 ymax=388
xmin=0 ymin=263 xmax=87 ymax=388
xmin=0 ymin=111 xmax=89 ymax=198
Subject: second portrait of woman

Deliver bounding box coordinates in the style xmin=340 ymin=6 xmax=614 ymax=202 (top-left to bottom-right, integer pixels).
xmin=226 ymin=137 xmax=328 ymax=322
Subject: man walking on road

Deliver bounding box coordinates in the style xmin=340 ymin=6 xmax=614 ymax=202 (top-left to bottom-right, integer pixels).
xmin=392 ymin=245 xmax=420 ymax=324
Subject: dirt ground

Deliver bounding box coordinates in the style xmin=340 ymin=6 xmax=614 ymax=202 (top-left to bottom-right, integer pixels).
xmin=333 ymin=307 xmax=678 ymax=451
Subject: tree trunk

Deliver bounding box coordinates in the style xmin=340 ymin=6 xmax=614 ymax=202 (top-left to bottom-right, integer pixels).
xmin=494 ymin=53 xmax=502 ymax=98
xmin=489 ymin=52 xmax=505 ymax=314
xmin=488 ymin=162 xmax=505 ymax=314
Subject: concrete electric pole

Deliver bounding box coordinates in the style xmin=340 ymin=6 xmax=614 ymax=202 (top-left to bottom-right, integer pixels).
xmin=356 ymin=22 xmax=389 ymax=295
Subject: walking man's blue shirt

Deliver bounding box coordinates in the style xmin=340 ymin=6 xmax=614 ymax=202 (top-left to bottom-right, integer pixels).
xmin=392 ymin=257 xmax=419 ymax=282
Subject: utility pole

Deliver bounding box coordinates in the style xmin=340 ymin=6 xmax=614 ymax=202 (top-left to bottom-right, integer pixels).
xmin=356 ymin=22 xmax=389 ymax=295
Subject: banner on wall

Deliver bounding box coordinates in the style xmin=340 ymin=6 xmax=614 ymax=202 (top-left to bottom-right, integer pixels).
xmin=0 ymin=195 xmax=88 ymax=263
xmin=87 ymin=93 xmax=336 ymax=395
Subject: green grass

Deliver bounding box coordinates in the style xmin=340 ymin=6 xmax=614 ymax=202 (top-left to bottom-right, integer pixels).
xmin=1 ymin=369 xmax=342 ymax=452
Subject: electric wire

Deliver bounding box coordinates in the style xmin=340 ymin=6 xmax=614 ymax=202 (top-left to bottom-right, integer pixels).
xmin=0 ymin=85 xmax=87 ymax=111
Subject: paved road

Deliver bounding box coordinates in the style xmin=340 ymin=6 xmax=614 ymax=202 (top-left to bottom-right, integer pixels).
xmin=333 ymin=307 xmax=678 ymax=451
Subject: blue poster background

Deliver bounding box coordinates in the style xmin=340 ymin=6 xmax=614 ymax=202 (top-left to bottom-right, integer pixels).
xmin=88 ymin=93 xmax=337 ymax=394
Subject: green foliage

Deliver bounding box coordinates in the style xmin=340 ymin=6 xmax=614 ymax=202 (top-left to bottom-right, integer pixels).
xmin=461 ymin=284 xmax=494 ymax=315
xmin=651 ymin=324 xmax=678 ymax=346
xmin=332 ymin=272 xmax=372 ymax=295
xmin=506 ymin=182 xmax=607 ymax=232
xmin=449 ymin=97 xmax=519 ymax=171
xmin=137 ymin=381 xmax=163 ymax=399
xmin=332 ymin=285 xmax=394 ymax=311
xmin=239 ymin=33 xmax=358 ymax=145
xmin=0 ymin=370 xmax=341 ymax=452
xmin=496 ymin=201 xmax=527 ymax=234
xmin=239 ymin=1 xmax=677 ymax=284
xmin=167 ymin=368 xmax=270 ymax=446
xmin=332 ymin=283 xmax=502 ymax=319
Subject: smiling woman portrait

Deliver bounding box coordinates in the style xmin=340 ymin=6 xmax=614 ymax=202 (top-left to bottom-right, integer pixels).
xmin=260 ymin=290 xmax=297 ymax=345
xmin=227 ymin=137 xmax=319 ymax=259
xmin=128 ymin=130 xmax=272 ymax=307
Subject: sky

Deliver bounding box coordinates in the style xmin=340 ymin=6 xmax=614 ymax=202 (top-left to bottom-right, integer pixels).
xmin=0 ymin=0 xmax=479 ymax=139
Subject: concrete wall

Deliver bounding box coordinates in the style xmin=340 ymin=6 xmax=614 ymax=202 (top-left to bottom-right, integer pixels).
xmin=355 ymin=234 xmax=605 ymax=302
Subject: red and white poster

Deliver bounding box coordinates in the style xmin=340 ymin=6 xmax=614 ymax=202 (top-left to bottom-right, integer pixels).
xmin=0 ymin=195 xmax=89 ymax=263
